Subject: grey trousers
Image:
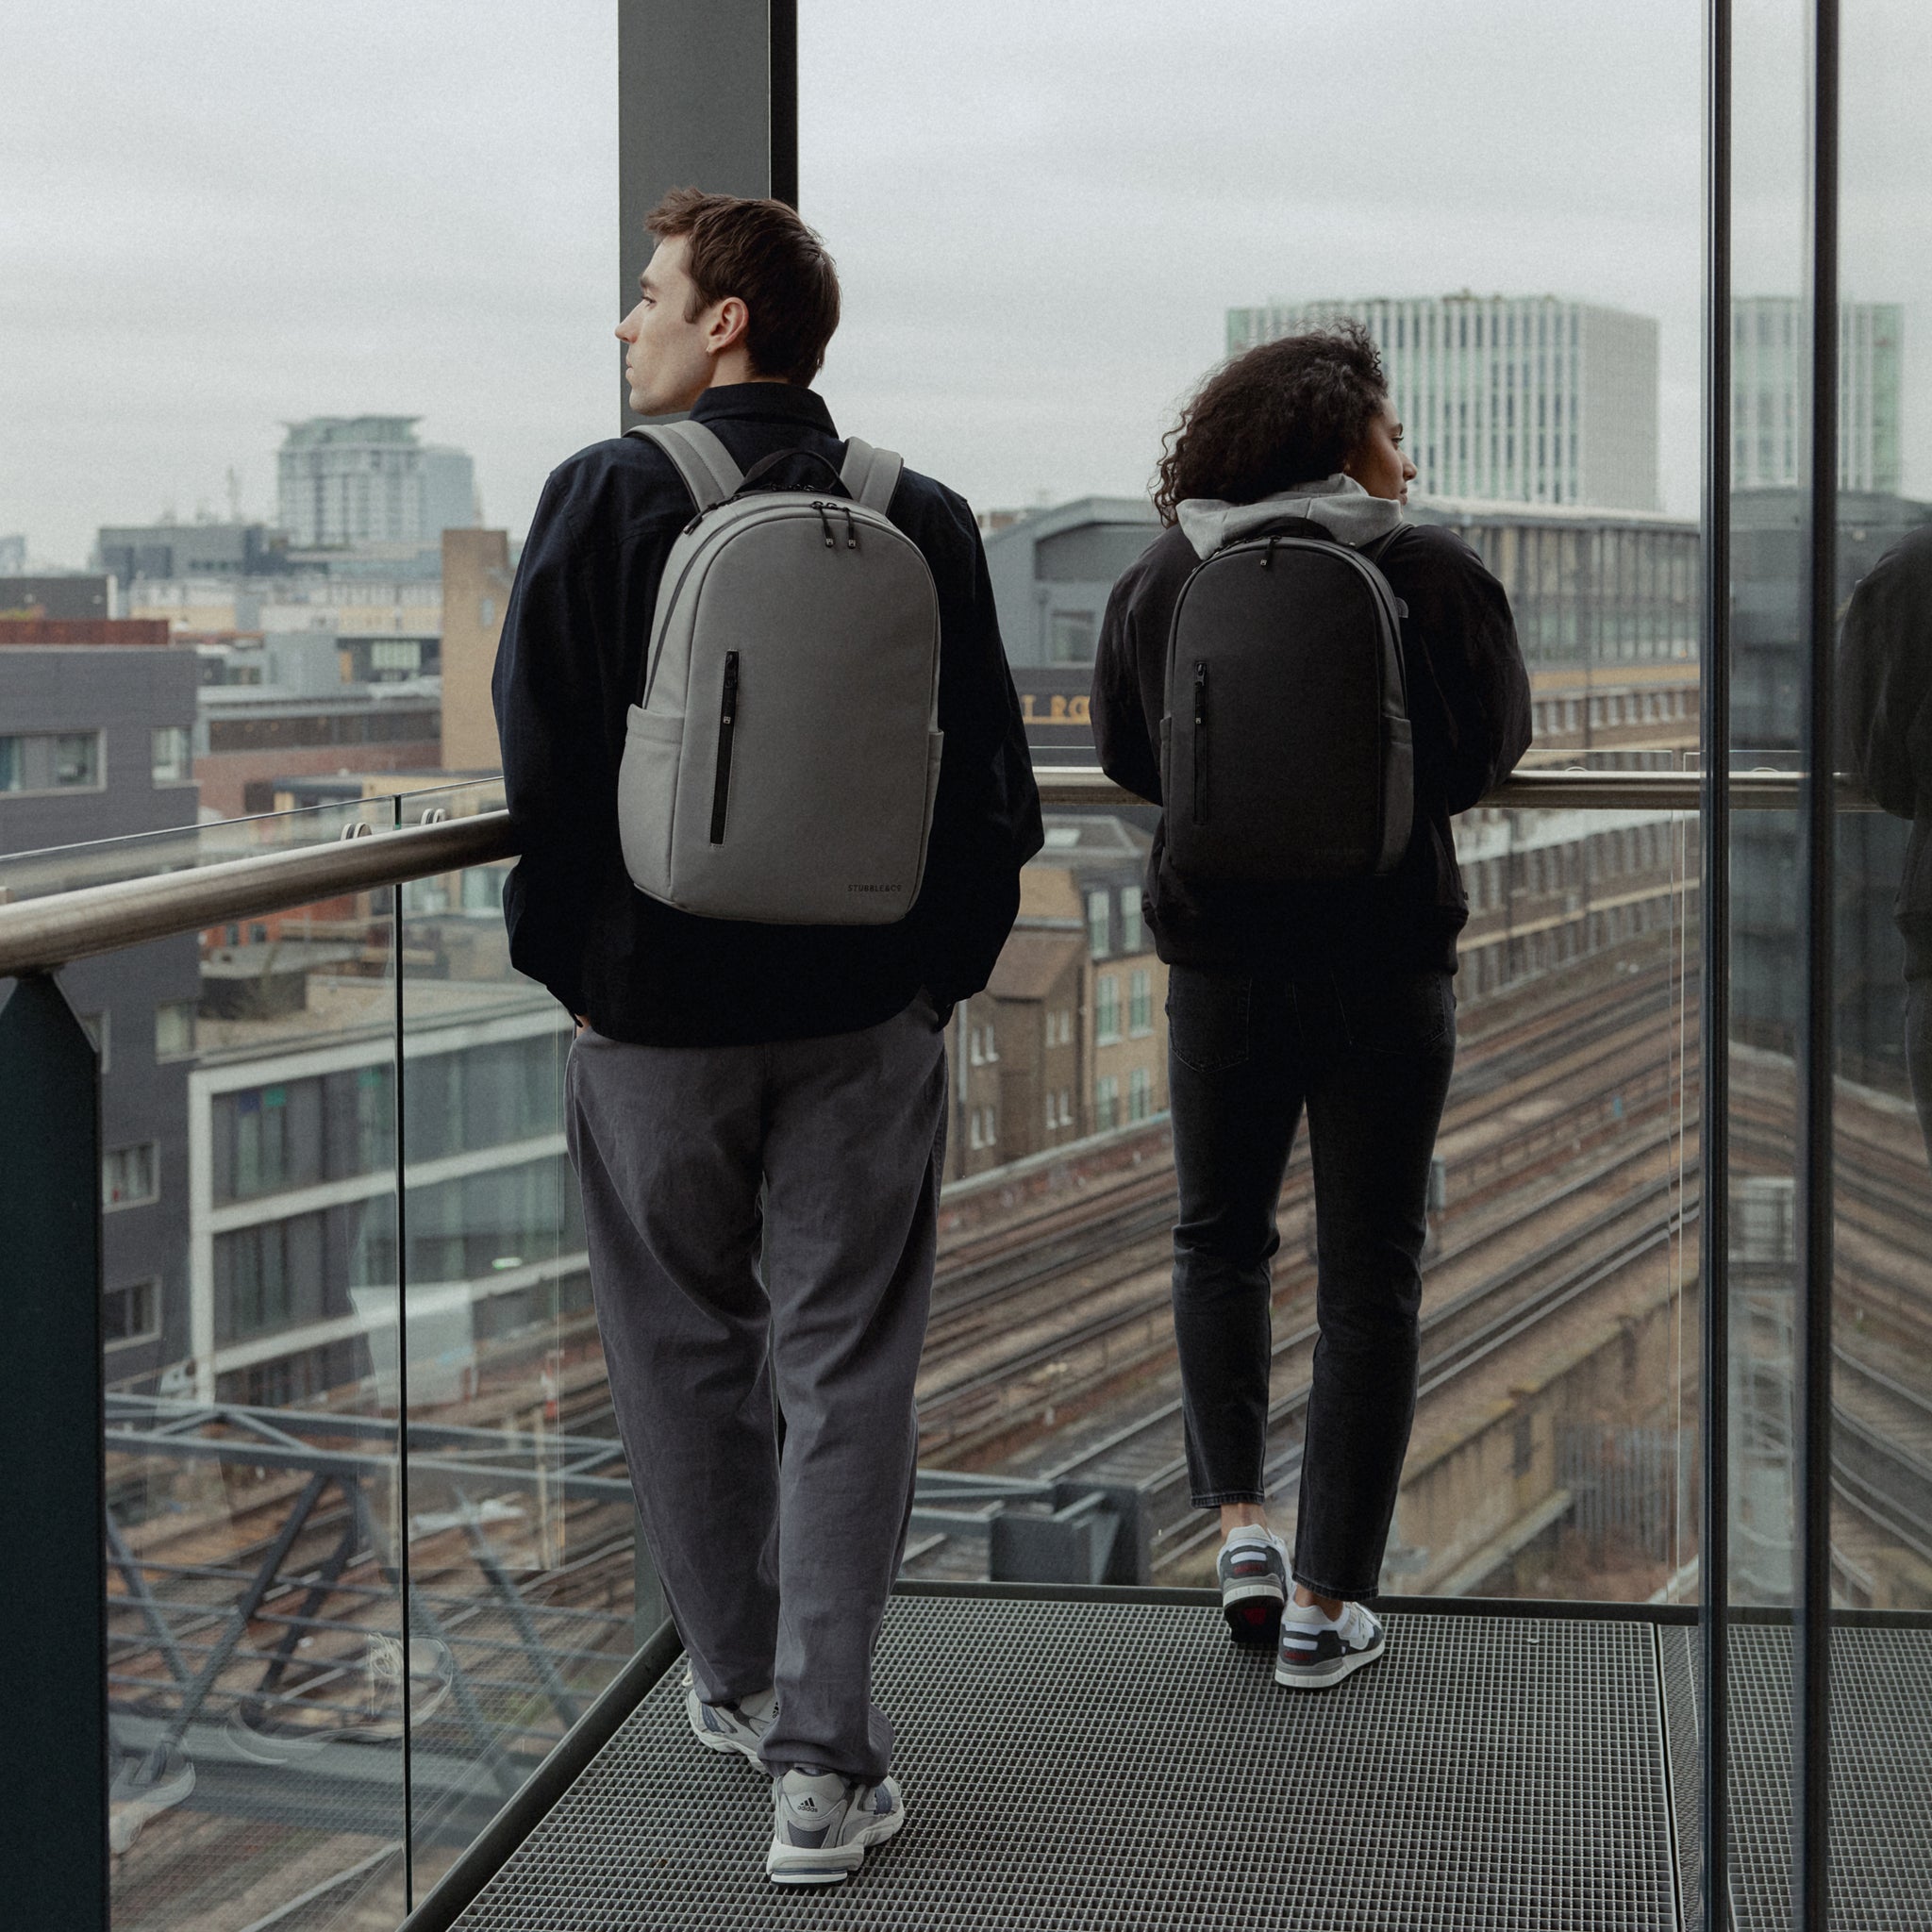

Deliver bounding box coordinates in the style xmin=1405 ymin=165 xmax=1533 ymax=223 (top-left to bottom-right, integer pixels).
xmin=564 ymin=999 xmax=947 ymax=1781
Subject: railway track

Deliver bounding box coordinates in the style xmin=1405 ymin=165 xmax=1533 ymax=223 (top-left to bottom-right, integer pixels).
xmin=919 ymin=993 xmax=1697 ymax=1467
xmin=1831 ymin=1345 xmax=1932 ymax=1570
xmin=1032 ymin=1147 xmax=1701 ymax=1573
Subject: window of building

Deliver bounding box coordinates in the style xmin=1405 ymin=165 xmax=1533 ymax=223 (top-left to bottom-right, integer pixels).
xmin=1129 ymin=969 xmax=1153 ymax=1036
xmin=1049 ymin=609 xmax=1097 ymax=663
xmin=1128 ymin=1066 xmax=1154 ymax=1123
xmin=1058 ymin=1090 xmax=1074 ymax=1127
xmin=154 ymin=1000 xmax=195 ymax=1059
xmin=968 ymin=1110 xmax=983 ymax=1149
xmin=151 ymin=725 xmax=192 ymax=783
xmin=1095 ymin=974 xmax=1121 ymax=1043
xmin=1120 ymin=890 xmax=1143 ymax=952
xmin=462 ymin=867 xmax=508 ymax=913
xmin=215 ymin=1213 xmax=325 ymax=1342
xmin=104 ymin=1279 xmax=160 ymax=1349
xmin=234 ymin=1085 xmax=291 ymax=1197
xmin=1086 ymin=889 xmax=1110 ymax=957
xmin=0 ymin=729 xmax=103 ymax=793
xmin=104 ymin=1141 xmax=158 ymax=1208
xmin=1094 ymin=1074 xmax=1120 ymax=1133
xmin=1045 ymin=1093 xmax=1058 ymax=1134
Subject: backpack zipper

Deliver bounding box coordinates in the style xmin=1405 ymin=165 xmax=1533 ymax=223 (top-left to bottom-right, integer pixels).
xmin=1192 ymin=660 xmax=1209 ymax=824
xmin=709 ymin=652 xmax=739 ymax=844
xmin=640 ymin=501 xmax=893 ymax=708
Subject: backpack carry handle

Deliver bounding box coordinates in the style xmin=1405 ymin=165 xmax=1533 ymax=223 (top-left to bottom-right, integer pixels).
xmin=731 ymin=447 xmax=851 ymax=498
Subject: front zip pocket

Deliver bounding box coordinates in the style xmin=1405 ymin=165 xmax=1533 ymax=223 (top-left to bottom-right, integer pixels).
xmin=1191 ymin=660 xmax=1209 ymax=824
xmin=709 ymin=652 xmax=739 ymax=844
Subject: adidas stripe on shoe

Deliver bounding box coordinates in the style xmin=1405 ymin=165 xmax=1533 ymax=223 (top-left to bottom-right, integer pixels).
xmin=1274 ymin=1599 xmax=1386 ymax=1690
xmin=1217 ymin=1526 xmax=1290 ymax=1646
xmin=766 ymin=1766 xmax=906 ymax=1885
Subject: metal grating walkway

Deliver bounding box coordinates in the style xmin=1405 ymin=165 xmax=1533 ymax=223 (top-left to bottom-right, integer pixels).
xmin=448 ymin=1595 xmax=1690 ymax=1931
xmin=1709 ymin=1623 xmax=1932 ymax=1931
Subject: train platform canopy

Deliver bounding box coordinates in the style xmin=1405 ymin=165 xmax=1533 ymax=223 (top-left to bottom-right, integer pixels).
xmin=416 ymin=1586 xmax=1932 ymax=1932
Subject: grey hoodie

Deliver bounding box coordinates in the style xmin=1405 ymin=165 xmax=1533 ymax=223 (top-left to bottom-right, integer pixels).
xmin=1175 ymin=474 xmax=1404 ymax=559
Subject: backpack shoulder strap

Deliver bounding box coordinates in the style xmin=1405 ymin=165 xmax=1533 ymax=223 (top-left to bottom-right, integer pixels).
xmin=839 ymin=437 xmax=904 ymax=516
xmin=625 ymin=419 xmax=744 ymax=511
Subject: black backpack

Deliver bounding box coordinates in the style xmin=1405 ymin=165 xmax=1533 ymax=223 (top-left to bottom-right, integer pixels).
xmin=1159 ymin=526 xmax=1413 ymax=884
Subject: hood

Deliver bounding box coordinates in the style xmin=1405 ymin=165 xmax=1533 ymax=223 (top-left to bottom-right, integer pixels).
xmin=1175 ymin=475 xmax=1404 ymax=559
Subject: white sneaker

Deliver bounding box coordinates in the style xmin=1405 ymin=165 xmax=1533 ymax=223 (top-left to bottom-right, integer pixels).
xmin=1274 ymin=1599 xmax=1386 ymax=1690
xmin=1216 ymin=1525 xmax=1290 ymax=1646
xmin=683 ymin=1669 xmax=776 ymax=1768
xmin=766 ymin=1765 xmax=906 ymax=1885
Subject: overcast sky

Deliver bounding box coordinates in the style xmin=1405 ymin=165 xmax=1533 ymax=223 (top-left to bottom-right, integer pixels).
xmin=5 ymin=0 xmax=1929 ymax=569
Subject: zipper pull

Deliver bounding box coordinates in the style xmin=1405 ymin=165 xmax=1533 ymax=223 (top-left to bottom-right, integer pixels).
xmin=841 ymin=505 xmax=859 ymax=549
xmin=722 ymin=654 xmax=739 ymax=724
xmin=812 ymin=501 xmax=836 ymax=548
xmin=1194 ymin=661 xmax=1208 ymax=725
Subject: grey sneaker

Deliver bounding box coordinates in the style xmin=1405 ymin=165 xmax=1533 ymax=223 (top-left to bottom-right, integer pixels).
xmin=684 ymin=1671 xmax=776 ymax=1767
xmin=1274 ymin=1599 xmax=1386 ymax=1690
xmin=1217 ymin=1527 xmax=1290 ymax=1646
xmin=766 ymin=1765 xmax=906 ymax=1885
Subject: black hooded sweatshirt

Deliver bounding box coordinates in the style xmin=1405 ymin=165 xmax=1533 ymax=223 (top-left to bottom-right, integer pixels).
xmin=492 ymin=383 xmax=1042 ymax=1046
xmin=1091 ymin=518 xmax=1531 ymax=978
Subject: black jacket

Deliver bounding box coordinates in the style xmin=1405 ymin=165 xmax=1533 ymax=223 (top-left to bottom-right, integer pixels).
xmin=492 ymin=383 xmax=1042 ymax=1045
xmin=1839 ymin=525 xmax=1932 ymax=975
xmin=1091 ymin=519 xmax=1531 ymax=977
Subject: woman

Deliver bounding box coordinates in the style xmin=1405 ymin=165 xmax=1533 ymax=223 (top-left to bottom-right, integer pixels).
xmin=1091 ymin=324 xmax=1531 ymax=1689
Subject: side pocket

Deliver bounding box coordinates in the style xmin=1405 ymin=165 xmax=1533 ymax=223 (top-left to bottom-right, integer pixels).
xmin=617 ymin=705 xmax=686 ymax=900
xmin=1380 ymin=711 xmax=1415 ymax=873
xmin=913 ymin=728 xmax=944 ymax=891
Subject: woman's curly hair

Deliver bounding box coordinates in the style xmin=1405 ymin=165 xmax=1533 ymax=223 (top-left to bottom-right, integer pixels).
xmin=1153 ymin=320 xmax=1389 ymax=523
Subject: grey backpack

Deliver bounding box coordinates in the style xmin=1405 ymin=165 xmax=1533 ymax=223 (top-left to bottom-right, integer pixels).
xmin=616 ymin=419 xmax=943 ymax=924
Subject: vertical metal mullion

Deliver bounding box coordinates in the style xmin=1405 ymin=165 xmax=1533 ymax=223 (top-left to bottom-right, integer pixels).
xmin=0 ymin=974 xmax=108 ymax=1931
xmin=1793 ymin=1 xmax=1840 ymax=1924
xmin=1698 ymin=0 xmax=1734 ymax=1920
xmin=391 ymin=793 xmax=416 ymax=1911
xmin=771 ymin=0 xmax=798 ymax=208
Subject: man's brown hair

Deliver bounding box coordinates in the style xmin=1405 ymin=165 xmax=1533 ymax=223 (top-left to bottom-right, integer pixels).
xmin=645 ymin=188 xmax=841 ymax=386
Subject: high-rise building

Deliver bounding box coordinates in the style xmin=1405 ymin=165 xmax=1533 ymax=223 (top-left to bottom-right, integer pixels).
xmin=276 ymin=416 xmax=476 ymax=551
xmin=0 ymin=534 xmax=25 ymax=574
xmin=1225 ymin=294 xmax=1660 ymax=512
xmin=1731 ymin=295 xmax=1903 ymax=491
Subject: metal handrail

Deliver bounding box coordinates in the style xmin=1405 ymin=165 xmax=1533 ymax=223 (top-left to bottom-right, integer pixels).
xmin=0 ymin=765 xmax=1863 ymax=982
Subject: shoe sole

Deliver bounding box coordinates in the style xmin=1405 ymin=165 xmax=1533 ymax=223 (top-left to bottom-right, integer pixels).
xmin=1274 ymin=1637 xmax=1386 ymax=1691
xmin=1223 ymin=1585 xmax=1285 ymax=1647
xmin=766 ymin=1806 xmax=905 ymax=1885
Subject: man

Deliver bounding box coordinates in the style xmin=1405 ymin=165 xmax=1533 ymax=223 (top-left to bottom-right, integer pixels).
xmin=492 ymin=189 xmax=1040 ymax=1884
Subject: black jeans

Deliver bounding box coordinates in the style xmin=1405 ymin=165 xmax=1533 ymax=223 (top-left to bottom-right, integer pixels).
xmin=1167 ymin=962 xmax=1457 ymax=1602
xmin=1908 ymin=977 xmax=1932 ymax=1166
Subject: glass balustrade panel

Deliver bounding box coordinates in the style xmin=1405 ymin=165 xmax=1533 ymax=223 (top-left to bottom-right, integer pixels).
xmin=391 ymin=778 xmax=632 ymax=1903
xmin=803 ymin=0 xmax=1703 ymax=1602
xmin=79 ymin=797 xmax=410 ymax=1931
